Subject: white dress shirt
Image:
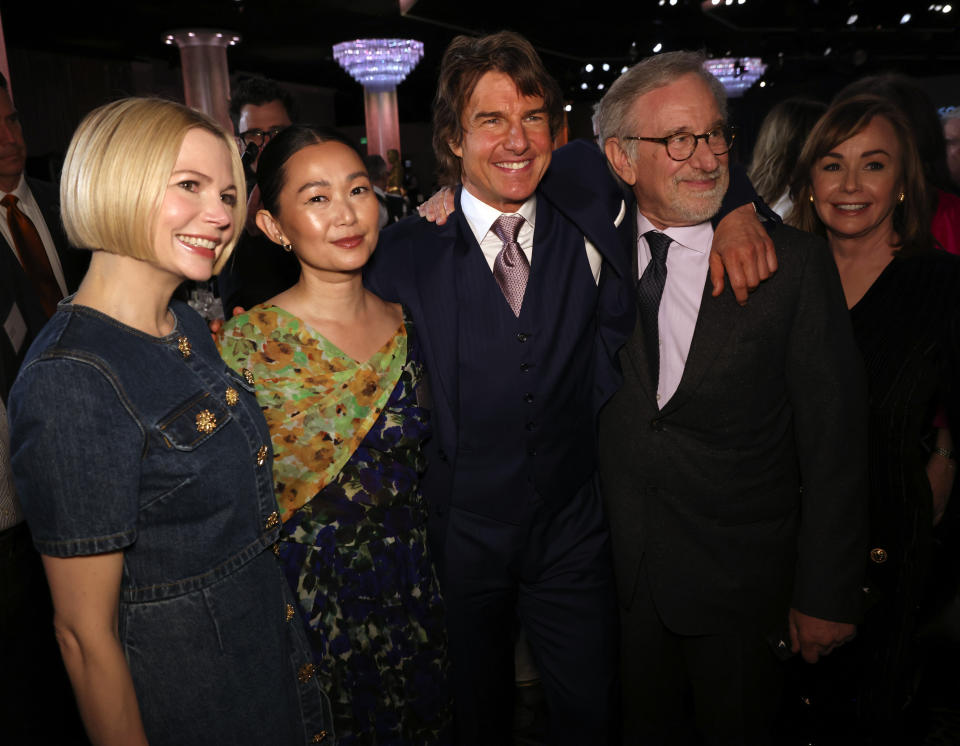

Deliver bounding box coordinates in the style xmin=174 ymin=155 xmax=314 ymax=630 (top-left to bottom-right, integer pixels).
xmin=0 ymin=174 xmax=68 ymax=296
xmin=636 ymin=210 xmax=713 ymax=408
xmin=459 ymin=186 xmax=603 ymax=284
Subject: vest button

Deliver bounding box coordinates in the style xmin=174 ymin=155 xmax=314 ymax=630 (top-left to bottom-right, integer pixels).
xmin=650 ymin=419 xmax=664 ymax=432
xmin=525 ymin=421 xmax=537 ymax=431
xmin=437 ymin=448 xmax=448 ymax=462
xmin=516 ymin=332 xmax=529 ymax=343
xmin=520 ymin=362 xmax=531 ymax=372
xmin=527 ymin=447 xmax=537 ymax=457
xmin=524 ymin=392 xmax=534 ymax=403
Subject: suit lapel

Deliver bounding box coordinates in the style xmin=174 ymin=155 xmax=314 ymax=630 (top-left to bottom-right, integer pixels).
xmin=409 ymin=190 xmax=474 ymax=431
xmin=661 ymin=280 xmax=744 ymax=416
xmin=539 ymin=175 xmax=630 ymax=283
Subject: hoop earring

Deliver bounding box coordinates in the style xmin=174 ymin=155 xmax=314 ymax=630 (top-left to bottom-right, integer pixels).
xmin=809 ymin=194 xmax=815 ymax=204
xmin=898 ymin=192 xmax=905 ymax=203
xmin=282 ymin=242 xmax=293 ymax=252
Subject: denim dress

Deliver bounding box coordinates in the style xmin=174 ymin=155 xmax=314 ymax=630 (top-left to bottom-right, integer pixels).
xmin=8 ymin=300 xmax=333 ymax=745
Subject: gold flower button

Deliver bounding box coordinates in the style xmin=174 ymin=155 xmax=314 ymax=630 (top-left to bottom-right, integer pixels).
xmin=264 ymin=511 xmax=280 ymax=529
xmin=256 ymin=445 xmax=269 ymax=467
xmin=177 ymin=336 xmax=192 ymax=358
xmin=297 ymin=663 xmax=316 ymax=683
xmin=312 ymin=733 xmax=328 ymax=743
xmin=286 ymin=604 xmax=295 ymax=622
xmin=242 ymin=367 xmax=255 ymax=385
xmin=272 ymin=543 xmax=280 ymax=557
xmin=870 ymin=547 xmax=888 ymax=564
xmin=195 ymin=409 xmax=217 ymax=434
xmin=225 ymin=387 xmax=239 ymax=406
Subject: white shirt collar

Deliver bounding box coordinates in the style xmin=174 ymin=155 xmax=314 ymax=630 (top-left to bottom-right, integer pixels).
xmin=460 ymin=185 xmax=537 ymax=245
xmin=636 ymin=209 xmax=713 ymax=255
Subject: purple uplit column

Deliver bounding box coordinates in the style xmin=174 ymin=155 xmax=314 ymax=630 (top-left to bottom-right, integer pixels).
xmin=164 ymin=29 xmax=240 ymax=132
xmin=333 ymin=39 xmax=424 ymax=159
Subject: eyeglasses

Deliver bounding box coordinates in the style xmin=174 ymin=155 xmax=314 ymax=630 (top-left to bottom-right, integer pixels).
xmin=623 ymin=125 xmax=736 ymax=162
xmin=238 ymin=126 xmax=286 ymax=148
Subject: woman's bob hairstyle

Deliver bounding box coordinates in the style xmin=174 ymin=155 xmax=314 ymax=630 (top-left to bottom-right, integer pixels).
xmin=60 ymin=97 xmax=245 ymax=273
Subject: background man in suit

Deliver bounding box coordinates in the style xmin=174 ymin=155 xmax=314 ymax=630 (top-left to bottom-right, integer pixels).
xmin=217 ymin=77 xmax=299 ymax=313
xmin=593 ymin=51 xmax=869 ymax=744
xmin=0 ymin=71 xmax=87 ymax=741
xmin=366 ymin=31 xmax=776 ymax=744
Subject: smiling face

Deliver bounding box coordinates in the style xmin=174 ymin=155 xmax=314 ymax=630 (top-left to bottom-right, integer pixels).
xmin=605 ymin=73 xmax=729 ymax=229
xmin=449 ymin=71 xmax=553 ymax=212
xmin=151 ymin=128 xmax=237 ymax=283
xmin=257 ymin=140 xmax=380 ymax=277
xmin=810 ymin=115 xmax=902 ymax=244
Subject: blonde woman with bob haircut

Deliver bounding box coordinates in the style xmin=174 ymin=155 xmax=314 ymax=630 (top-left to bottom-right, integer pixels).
xmin=8 ymin=98 xmax=331 ymax=746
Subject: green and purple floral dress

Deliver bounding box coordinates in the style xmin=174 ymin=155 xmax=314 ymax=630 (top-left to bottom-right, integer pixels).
xmin=219 ymin=306 xmax=451 ymax=745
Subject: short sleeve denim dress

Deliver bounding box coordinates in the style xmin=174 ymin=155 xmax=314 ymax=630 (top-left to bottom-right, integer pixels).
xmin=8 ymin=301 xmax=333 ymax=745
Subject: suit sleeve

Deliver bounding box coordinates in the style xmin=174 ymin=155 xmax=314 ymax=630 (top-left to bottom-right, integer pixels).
xmin=786 ymin=232 xmax=869 ymax=623
xmin=364 ymin=221 xmax=409 ymax=302
xmin=713 ymin=163 xmax=780 ymax=227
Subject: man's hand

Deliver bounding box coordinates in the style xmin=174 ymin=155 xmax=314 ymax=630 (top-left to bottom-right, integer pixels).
xmin=788 ymin=608 xmax=856 ymax=664
xmin=709 ymin=203 xmax=778 ymax=305
xmin=417 ymin=186 xmax=456 ymax=224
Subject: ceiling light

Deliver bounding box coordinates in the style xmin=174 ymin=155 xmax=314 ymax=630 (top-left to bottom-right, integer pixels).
xmin=621 ymin=66 xmax=629 ymax=73
xmin=581 ymin=82 xmax=588 ymax=90
xmin=653 ymin=42 xmax=663 ymax=52
xmin=597 ymin=83 xmax=605 ymax=90
xmin=824 ymin=46 xmax=832 ymax=55
xmin=564 ymin=104 xmax=572 ymax=112
xmin=847 ymin=14 xmax=858 ymax=24
xmin=332 ymin=39 xmax=424 ymax=86
xmin=901 ymin=12 xmax=912 ymax=22
xmin=702 ymin=57 xmax=767 ymax=97
xmin=585 ymin=63 xmax=594 ymax=73
xmin=602 ymin=63 xmax=611 ymax=71
xmin=944 ymin=4 xmax=953 ymax=12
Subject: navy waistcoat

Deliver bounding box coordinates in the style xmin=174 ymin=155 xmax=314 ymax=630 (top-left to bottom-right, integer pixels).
xmin=451 ymin=198 xmax=600 ymax=521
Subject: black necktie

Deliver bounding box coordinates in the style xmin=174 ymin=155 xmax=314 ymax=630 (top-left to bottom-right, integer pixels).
xmin=636 ymin=230 xmax=671 ymax=386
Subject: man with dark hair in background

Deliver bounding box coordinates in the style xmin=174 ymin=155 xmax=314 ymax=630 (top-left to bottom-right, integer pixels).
xmin=217 ymin=76 xmax=299 ymax=312
xmin=0 ymin=71 xmax=87 ymax=743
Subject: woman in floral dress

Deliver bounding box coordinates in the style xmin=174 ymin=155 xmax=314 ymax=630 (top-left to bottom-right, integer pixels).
xmin=218 ymin=126 xmax=450 ymax=745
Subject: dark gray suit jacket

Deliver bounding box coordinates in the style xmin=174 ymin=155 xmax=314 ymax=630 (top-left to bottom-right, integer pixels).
xmin=598 ymin=220 xmax=869 ymax=637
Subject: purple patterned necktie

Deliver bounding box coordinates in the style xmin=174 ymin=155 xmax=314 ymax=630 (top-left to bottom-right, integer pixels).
xmin=492 ymin=213 xmax=528 ymax=317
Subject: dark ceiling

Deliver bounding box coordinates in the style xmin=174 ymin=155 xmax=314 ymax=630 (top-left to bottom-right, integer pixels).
xmin=2 ymin=0 xmax=959 ymax=123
